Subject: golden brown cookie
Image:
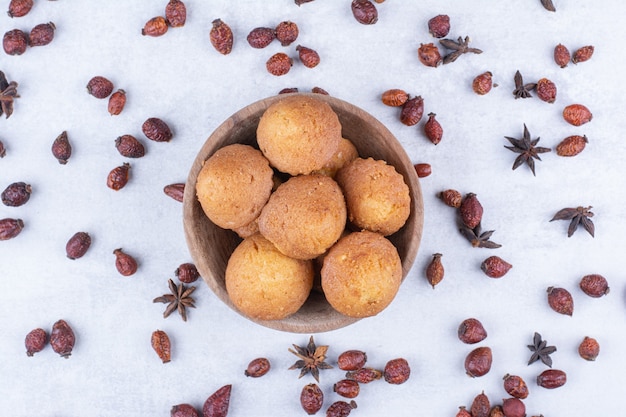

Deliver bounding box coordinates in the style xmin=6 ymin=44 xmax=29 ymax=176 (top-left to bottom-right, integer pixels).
xmin=313 ymin=137 xmax=359 ymax=177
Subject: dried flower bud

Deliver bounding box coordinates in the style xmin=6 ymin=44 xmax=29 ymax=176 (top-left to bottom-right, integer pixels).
xmin=578 ymin=336 xmax=600 ymax=361
xmin=210 ymin=18 xmax=233 ymax=55
xmin=108 ymin=89 xmax=126 ymax=115
xmin=351 ymin=0 xmax=378 ymax=25
xmin=460 ymin=193 xmax=483 ymax=229
xmin=29 ymin=22 xmax=55 ymax=46
xmin=503 ymin=374 xmax=529 ymax=399
xmin=414 ymin=163 xmax=431 ymax=178
xmin=50 ymin=319 xmax=75 ymax=358
xmin=142 ymin=117 xmax=173 ymax=142
xmin=425 ymin=253 xmax=444 ymax=289
xmin=556 ymin=135 xmax=587 ymax=157
xmin=142 ymin=16 xmax=168 ymax=37
xmin=300 ymin=383 xmax=324 ymax=415
xmin=164 ymin=183 xmax=185 ymax=202
xmin=428 ymin=14 xmax=450 ymax=38
xmin=572 ymin=45 xmax=594 ymax=64
xmin=107 ymin=162 xmax=131 ymax=190
xmin=8 ymin=0 xmax=34 ymax=18
xmin=51 ymin=131 xmax=72 ymax=164
xmin=151 ymin=329 xmax=171 ymax=363
xmin=333 ymin=379 xmax=360 ymax=398
xmin=439 ymin=189 xmax=462 ymax=208
xmin=464 ymin=346 xmax=492 ymax=377
xmin=383 ymin=358 xmax=410 ymax=384
xmin=563 ymin=103 xmax=592 ymax=126
xmin=296 ymin=45 xmax=320 ymax=68
xmin=536 ymin=369 xmax=566 ymax=389
xmin=266 ymin=52 xmax=293 ymax=76
xmin=536 ymin=78 xmax=557 ymax=103
xmin=471 ymin=391 xmax=490 ymax=417
xmin=480 ymin=256 xmax=512 ymax=278
xmin=3 ymin=29 xmax=29 ymax=55
xmin=381 ymin=89 xmax=409 ymax=107
xmin=275 ymin=21 xmax=299 ymax=46
xmin=554 ymin=43 xmax=571 ymax=68
xmin=579 ymin=274 xmax=609 ymax=297
xmin=246 ymin=27 xmax=275 ymax=49
xmin=418 ymin=43 xmax=442 ymax=67
xmin=458 ymin=318 xmax=488 ymax=344
xmin=546 ymin=286 xmax=574 ymax=316
xmin=165 ymin=0 xmax=186 ymax=28
xmin=86 ymin=76 xmax=114 ymax=99
xmin=472 ymin=71 xmax=493 ymax=95
xmin=337 ymin=350 xmax=367 ymax=370
xmin=25 ymin=328 xmax=47 ymax=356
xmin=66 ymin=231 xmax=91 ymax=260
xmin=244 ymin=357 xmax=271 ymax=377
xmin=0 ymin=217 xmax=24 ymax=240
xmin=2 ymin=181 xmax=31 ymax=207
xmin=424 ymin=112 xmax=443 ymax=145
xmin=115 ymin=134 xmax=145 ymax=158
xmin=400 ymin=95 xmax=424 ymax=126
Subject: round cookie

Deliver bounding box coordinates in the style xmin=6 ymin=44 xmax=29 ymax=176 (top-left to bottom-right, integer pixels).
xmin=196 ymin=144 xmax=274 ymax=230
xmin=313 ymin=137 xmax=359 ymax=178
xmin=258 ymin=174 xmax=347 ymax=260
xmin=336 ymin=157 xmax=410 ymax=236
xmin=256 ymin=95 xmax=342 ymax=175
xmin=321 ymin=230 xmax=402 ymax=318
xmin=225 ymin=233 xmax=314 ymax=321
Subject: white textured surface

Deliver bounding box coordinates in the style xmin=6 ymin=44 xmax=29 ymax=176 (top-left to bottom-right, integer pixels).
xmin=1 ymin=1 xmax=624 ymax=416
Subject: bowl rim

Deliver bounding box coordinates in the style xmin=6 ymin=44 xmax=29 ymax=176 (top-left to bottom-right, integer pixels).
xmin=183 ymin=93 xmax=424 ymax=333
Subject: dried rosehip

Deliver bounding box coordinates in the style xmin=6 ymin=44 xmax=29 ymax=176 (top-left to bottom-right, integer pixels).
xmin=296 ymin=45 xmax=320 ymax=68
xmin=572 ymin=45 xmax=594 ymax=64
xmin=8 ymin=0 xmax=33 ymax=18
xmin=51 ymin=131 xmax=72 ymax=164
xmin=547 ymin=286 xmax=574 ymax=316
xmin=471 ymin=391 xmax=490 ymax=417
xmin=66 ymin=231 xmax=91 ymax=260
xmin=489 ymin=405 xmax=504 ymax=417
xmin=301 ymin=383 xmax=324 ymax=415
xmin=351 ymin=0 xmax=378 ymax=25
xmin=210 ymin=18 xmax=233 ymax=55
xmin=326 ymin=400 xmax=357 ymax=417
xmin=458 ymin=318 xmax=488 ymax=344
xmin=579 ymin=274 xmax=609 ymax=297
xmin=337 ymin=350 xmax=367 ymax=371
xmin=503 ymin=374 xmax=529 ymax=399
xmin=414 ymin=163 xmax=431 ymax=178
xmin=381 ymin=89 xmax=408 ymax=107
xmin=247 ymin=27 xmax=275 ymax=49
xmin=556 ymin=135 xmax=587 ymax=157
xmin=114 ymin=248 xmax=138 ymax=276
xmin=460 ymin=193 xmax=483 ymax=229
xmin=171 ymin=404 xmax=199 ymax=417
xmin=142 ymin=117 xmax=173 ymax=142
xmin=464 ymin=346 xmax=492 ymax=377
xmin=50 ymin=319 xmax=75 ymax=358
xmin=439 ymin=189 xmax=462 ymax=208
xmin=164 ymin=183 xmax=185 ymax=202
xmin=107 ymin=162 xmax=131 ymax=190
xmin=266 ymin=52 xmax=293 ymax=76
xmin=428 ymin=14 xmax=450 ymax=38
xmin=108 ymin=89 xmax=126 ymax=115
xmin=115 ymin=134 xmax=145 ymax=158
xmin=244 ymin=357 xmax=270 ymax=378
xmin=554 ymin=43 xmax=571 ymax=68
xmin=563 ymin=103 xmax=592 ymax=126
xmin=472 ymin=71 xmax=493 ymax=95
xmin=279 ymin=87 xmax=299 ymax=94
xmin=481 ymin=256 xmax=512 ymax=278
xmin=536 ymin=78 xmax=557 ymax=103
xmin=426 ymin=253 xmax=444 ymax=289
xmin=345 ymin=367 xmax=382 ymax=383
xmin=383 ymin=358 xmax=410 ymax=384
xmin=86 ymin=76 xmax=114 ymax=99
xmin=165 ymin=0 xmax=186 ymax=28
xmin=142 ymin=16 xmax=168 ymax=37
xmin=275 ymin=21 xmax=299 ymax=46
xmin=3 ymin=29 xmax=29 ymax=55
xmin=502 ymin=398 xmax=525 ymax=417
xmin=203 ymin=384 xmax=232 ymax=417
xmin=456 ymin=406 xmax=472 ymax=417
xmin=151 ymin=329 xmax=171 ymax=363
xmin=537 ymin=369 xmax=566 ymax=389
xmin=2 ymin=181 xmax=31 ymax=207
xmin=311 ymin=86 xmax=329 ymax=95
xmin=176 ymin=262 xmax=199 ymax=283
xmin=0 ymin=140 xmax=6 ymax=157
xmin=424 ymin=112 xmax=443 ymax=145
xmin=0 ymin=217 xmax=24 ymax=240
xmin=333 ymin=379 xmax=360 ymax=398
xmin=578 ymin=336 xmax=600 ymax=361
xmin=400 ymin=95 xmax=424 ymax=126
xmin=29 ymin=22 xmax=55 ymax=46
xmin=25 ymin=328 xmax=47 ymax=356
xmin=418 ymin=43 xmax=442 ymax=67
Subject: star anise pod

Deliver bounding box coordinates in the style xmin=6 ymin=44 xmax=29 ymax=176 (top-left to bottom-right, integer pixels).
xmin=550 ymin=205 xmax=594 ymax=237
xmin=527 ymin=332 xmax=557 ymax=367
xmin=288 ymin=335 xmax=333 ymax=383
xmin=512 ymin=70 xmax=536 ymax=99
xmin=153 ymin=278 xmax=196 ymax=321
xmin=460 ymin=224 xmax=502 ymax=248
xmin=439 ymin=36 xmax=482 ymax=64
xmin=0 ymin=71 xmax=19 ymax=119
xmin=504 ymin=124 xmax=551 ymax=176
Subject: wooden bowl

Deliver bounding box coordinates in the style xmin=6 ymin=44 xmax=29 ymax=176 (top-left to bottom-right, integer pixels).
xmin=183 ymin=93 xmax=424 ymax=333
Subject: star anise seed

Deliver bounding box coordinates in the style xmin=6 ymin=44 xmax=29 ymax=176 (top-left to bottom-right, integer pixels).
xmin=528 ymin=332 xmax=557 ymax=367
xmin=288 ymin=335 xmax=333 ymax=383
xmin=550 ymin=206 xmax=594 ymax=237
xmin=153 ymin=278 xmax=196 ymax=321
xmin=0 ymin=71 xmax=20 ymax=119
xmin=460 ymin=224 xmax=502 ymax=248
xmin=512 ymin=70 xmax=537 ymax=99
xmin=504 ymin=124 xmax=551 ymax=176
xmin=439 ymin=36 xmax=482 ymax=64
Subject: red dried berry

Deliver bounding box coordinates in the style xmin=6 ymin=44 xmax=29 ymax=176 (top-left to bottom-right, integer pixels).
xmin=210 ymin=18 xmax=233 ymax=55
xmin=278 ymin=87 xmax=299 ymax=94
xmin=418 ymin=43 xmax=442 ymax=67
xmin=311 ymin=86 xmax=329 ymax=95
xmin=572 ymin=45 xmax=594 ymax=64
xmin=464 ymin=346 xmax=492 ymax=377
xmin=400 ymin=95 xmax=424 ymax=126
xmin=25 ymin=328 xmax=47 ymax=356
xmin=381 ymin=89 xmax=409 ymax=107
xmin=456 ymin=406 xmax=472 ymax=417
xmin=29 ymin=22 xmax=56 ymax=46
xmin=115 ymin=135 xmax=145 ymax=158
xmin=326 ymin=400 xmax=357 ymax=417
xmin=345 ymin=367 xmax=382 ymax=383
xmin=579 ymin=274 xmax=609 ymax=297
xmin=578 ymin=336 xmax=600 ymax=361
xmin=142 ymin=117 xmax=173 ymax=142
xmin=333 ymin=379 xmax=360 ymax=398
xmin=2 ymin=181 xmax=31 ymax=207
xmin=175 ymin=262 xmax=199 ymax=283
xmin=547 ymin=286 xmax=574 ymax=316
xmin=556 ymin=135 xmax=588 ymax=157
xmin=563 ymin=103 xmax=592 ymax=126
xmin=203 ymin=384 xmax=232 ymax=417
xmin=113 ymin=248 xmax=138 ymax=276
xmin=107 ymin=162 xmax=131 ymax=190
xmin=50 ymin=319 xmax=75 ymax=358
xmin=503 ymin=374 xmax=529 ymax=399
xmin=0 ymin=217 xmax=24 ymax=240
xmin=460 ymin=192 xmax=483 ymax=229
xmin=0 ymin=140 xmax=6 ymax=158
xmin=439 ymin=189 xmax=462 ymax=208
xmin=383 ymin=357 xmax=410 ymax=384
xmin=337 ymin=350 xmax=367 ymax=371
xmin=424 ymin=112 xmax=443 ymax=144
xmin=428 ymin=14 xmax=450 ymax=38
xmin=458 ymin=318 xmax=488 ymax=344
xmin=86 ymin=76 xmax=114 ymax=99
xmin=536 ymin=78 xmax=557 ymax=103
xmin=108 ymin=89 xmax=126 ymax=115
xmin=300 ymin=383 xmax=324 ymax=415
xmin=142 ymin=16 xmax=168 ymax=37
xmin=425 ymin=253 xmax=444 ymax=289
xmin=8 ymin=0 xmax=34 ymax=18
xmin=275 ymin=21 xmax=299 ymax=46
xmin=501 ymin=397 xmax=526 ymax=417
xmin=3 ymin=29 xmax=29 ymax=55
xmin=480 ymin=256 xmax=512 ymax=278
xmin=51 ymin=130 xmax=72 ymax=164
xmin=151 ymin=329 xmax=171 ymax=363
xmin=164 ymin=183 xmax=185 ymax=202
xmin=351 ymin=0 xmax=378 ymax=25
xmin=246 ymin=27 xmax=275 ymax=49
xmin=472 ymin=71 xmax=493 ymax=95
xmin=165 ymin=0 xmax=187 ymax=28
xmin=537 ymin=369 xmax=567 ymax=389
xmin=414 ymin=163 xmax=432 ymax=178
xmin=66 ymin=231 xmax=91 ymax=260
xmin=296 ymin=45 xmax=320 ymax=68
xmin=554 ymin=43 xmax=571 ymax=68
xmin=266 ymin=52 xmax=293 ymax=76
xmin=245 ymin=357 xmax=271 ymax=377
xmin=171 ymin=404 xmax=199 ymax=417
xmin=471 ymin=391 xmax=490 ymax=417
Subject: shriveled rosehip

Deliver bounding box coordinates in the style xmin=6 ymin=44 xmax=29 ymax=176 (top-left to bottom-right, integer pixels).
xmin=400 ymin=95 xmax=424 ymax=126
xmin=51 ymin=130 xmax=72 ymax=164
xmin=50 ymin=319 xmax=75 ymax=358
xmin=383 ymin=358 xmax=410 ymax=384
xmin=471 ymin=391 xmax=490 ymax=417
xmin=418 ymin=43 xmax=442 ymax=67
xmin=337 ymin=350 xmax=367 ymax=371
xmin=502 ymin=397 xmax=526 ymax=417
xmin=246 ymin=27 xmax=275 ymax=49
xmin=164 ymin=183 xmax=185 ymax=202
xmin=439 ymin=189 xmax=462 ymax=208
xmin=333 ymin=379 xmax=360 ymax=398
xmin=2 ymin=181 xmax=31 ymax=207
xmin=537 ymin=369 xmax=567 ymax=389
xmin=424 ymin=112 xmax=443 ymax=144
xmin=142 ymin=117 xmax=173 ymax=142
xmin=25 ymin=328 xmax=47 ymax=356
xmin=579 ymin=274 xmax=609 ymax=297
xmin=115 ymin=135 xmax=145 ymax=158
xmin=107 ymin=162 xmax=131 ymax=190
xmin=428 ymin=14 xmax=450 ymax=38
xmin=108 ymin=89 xmax=126 ymax=115
xmin=458 ymin=318 xmax=488 ymax=344
xmin=8 ymin=0 xmax=33 ymax=18
xmin=3 ymin=29 xmax=28 ymax=55
xmin=345 ymin=367 xmax=382 ymax=383
xmin=0 ymin=140 xmax=5 ymax=158
xmin=326 ymin=400 xmax=357 ymax=417
xmin=572 ymin=45 xmax=594 ymax=64
xmin=381 ymin=89 xmax=408 ymax=107
xmin=29 ymin=22 xmax=56 ymax=47
xmin=300 ymin=383 xmax=324 ymax=415
xmin=311 ymin=86 xmax=329 ymax=95
xmin=296 ymin=45 xmax=320 ymax=68
xmin=86 ymin=76 xmax=114 ymax=99
xmin=554 ymin=43 xmax=571 ymax=68
xmin=210 ymin=18 xmax=234 ymax=55
xmin=556 ymin=135 xmax=587 ymax=157
xmin=171 ymin=404 xmax=199 ymax=417
xmin=460 ymin=192 xmax=483 ymax=229
xmin=266 ymin=52 xmax=293 ymax=76
xmin=481 ymin=256 xmax=512 ymax=278
xmin=66 ymin=231 xmax=91 ymax=260
xmin=563 ymin=103 xmax=592 ymax=126
xmin=472 ymin=71 xmax=493 ymax=95
xmin=503 ymin=374 xmax=529 ymax=399
xmin=426 ymin=253 xmax=444 ymax=289
xmin=547 ymin=286 xmax=574 ymax=316
xmin=351 ymin=0 xmax=378 ymax=25
xmin=456 ymin=406 xmax=472 ymax=417
xmin=536 ymin=78 xmax=557 ymax=103
xmin=489 ymin=405 xmax=504 ymax=417
xmin=578 ymin=336 xmax=600 ymax=361
xmin=113 ymin=248 xmax=138 ymax=276
xmin=465 ymin=346 xmax=492 ymax=377
xmin=175 ymin=262 xmax=199 ymax=283
xmin=165 ymin=0 xmax=187 ymax=28
xmin=203 ymin=384 xmax=231 ymax=417
xmin=245 ymin=357 xmax=270 ymax=377
xmin=0 ymin=217 xmax=24 ymax=240
xmin=142 ymin=16 xmax=168 ymax=37
xmin=414 ymin=163 xmax=431 ymax=178
xmin=151 ymin=329 xmax=171 ymax=363
xmin=275 ymin=21 xmax=299 ymax=46
xmin=279 ymin=87 xmax=299 ymax=94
